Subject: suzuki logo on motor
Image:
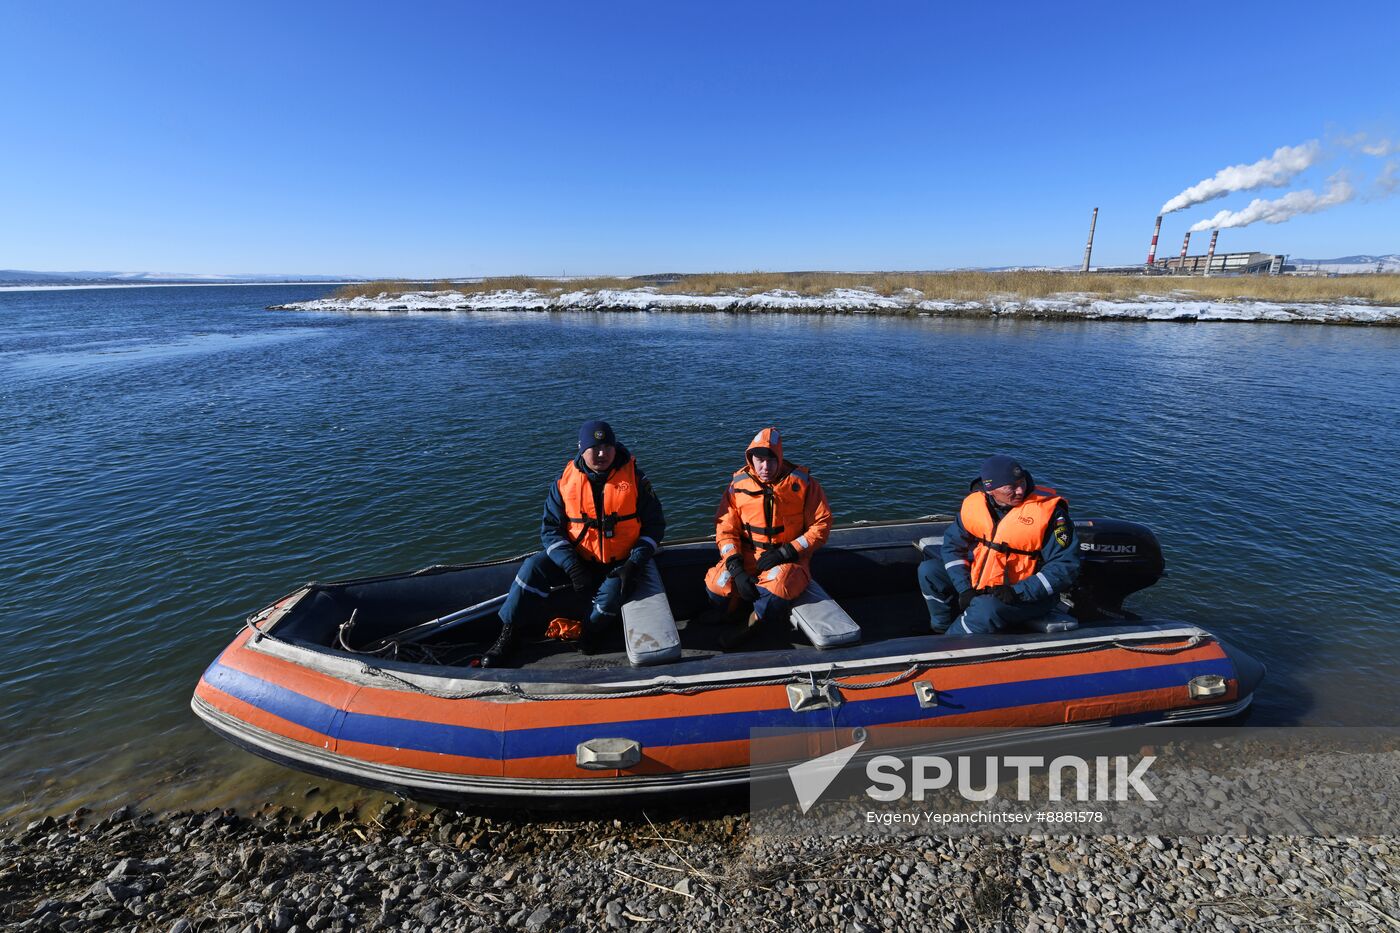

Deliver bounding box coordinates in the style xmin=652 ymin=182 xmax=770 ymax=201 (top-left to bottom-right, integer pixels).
xmin=1080 ymin=543 xmax=1138 ymax=554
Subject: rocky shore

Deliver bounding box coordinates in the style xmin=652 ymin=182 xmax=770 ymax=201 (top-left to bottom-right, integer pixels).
xmin=6 ymin=799 xmax=1397 ymax=932
xmin=269 ymin=288 xmax=1400 ymax=326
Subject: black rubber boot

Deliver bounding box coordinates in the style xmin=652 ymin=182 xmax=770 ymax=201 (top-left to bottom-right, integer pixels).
xmin=694 ymin=597 xmax=749 ymax=628
xmin=579 ymin=616 xmax=613 ymax=655
xmin=719 ymin=611 xmax=764 ymax=650
xmin=480 ymin=623 xmax=517 ymax=668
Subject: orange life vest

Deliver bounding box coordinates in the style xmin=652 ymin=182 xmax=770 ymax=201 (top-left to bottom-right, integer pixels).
xmin=728 ymin=462 xmax=815 ymax=552
xmin=960 ymin=486 xmax=1065 ymax=589
xmin=558 ymin=458 xmax=640 ymax=564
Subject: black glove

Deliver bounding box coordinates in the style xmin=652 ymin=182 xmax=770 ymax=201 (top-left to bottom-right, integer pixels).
xmin=609 ymin=557 xmax=643 ymax=595
xmin=755 ymin=543 xmax=798 ymax=573
xmin=565 ymin=560 xmax=592 ymax=592
xmin=726 ymin=556 xmax=761 ymax=603
xmin=956 ymin=589 xmax=976 ymax=613
xmin=992 ymin=584 xmax=1022 ymax=605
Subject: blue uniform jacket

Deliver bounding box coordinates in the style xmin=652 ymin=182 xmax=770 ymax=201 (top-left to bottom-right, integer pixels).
xmin=540 ymin=445 xmax=666 ymax=570
xmin=940 ymin=476 xmax=1080 ymax=602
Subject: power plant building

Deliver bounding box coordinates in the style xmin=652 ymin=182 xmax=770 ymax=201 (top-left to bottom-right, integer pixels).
xmin=1154 ymin=252 xmax=1285 ymax=275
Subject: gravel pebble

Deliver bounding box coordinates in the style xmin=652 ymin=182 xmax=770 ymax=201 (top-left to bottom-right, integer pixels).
xmin=2 ymin=800 xmax=1396 ymax=932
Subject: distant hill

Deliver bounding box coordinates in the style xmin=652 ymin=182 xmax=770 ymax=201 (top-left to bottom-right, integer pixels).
xmin=0 ymin=269 xmax=361 ymax=286
xmin=1287 ymin=254 xmax=1400 ymax=274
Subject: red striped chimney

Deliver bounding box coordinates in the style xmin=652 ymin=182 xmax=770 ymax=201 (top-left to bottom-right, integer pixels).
xmin=1204 ymin=230 xmax=1219 ymax=276
xmin=1081 ymin=207 xmax=1098 ymax=273
xmin=1146 ymin=214 xmax=1163 ymax=270
xmin=1178 ymin=231 xmax=1191 ymax=272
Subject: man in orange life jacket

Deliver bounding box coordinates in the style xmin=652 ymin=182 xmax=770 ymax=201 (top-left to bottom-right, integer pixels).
xmin=485 ymin=420 xmax=665 ymax=666
xmin=918 ymin=454 xmax=1079 ymax=636
xmin=702 ymin=427 xmax=832 ymax=649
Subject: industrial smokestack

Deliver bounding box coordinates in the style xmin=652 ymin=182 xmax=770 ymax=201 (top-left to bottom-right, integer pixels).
xmin=1145 ymin=215 xmax=1163 ymax=271
xmin=1203 ymin=230 xmax=1219 ymax=276
xmin=1178 ymin=231 xmax=1191 ymax=273
xmin=1081 ymin=207 xmax=1098 ymax=273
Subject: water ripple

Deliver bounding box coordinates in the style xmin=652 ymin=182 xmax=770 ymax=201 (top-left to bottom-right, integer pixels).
xmin=2 ymin=286 xmax=1399 ymax=819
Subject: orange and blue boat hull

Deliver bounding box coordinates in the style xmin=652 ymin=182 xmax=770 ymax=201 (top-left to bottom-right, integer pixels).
xmin=192 ymin=622 xmax=1258 ymax=805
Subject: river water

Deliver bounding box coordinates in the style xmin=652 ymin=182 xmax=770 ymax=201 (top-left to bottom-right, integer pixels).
xmin=3 ymin=285 xmax=1398 ymax=822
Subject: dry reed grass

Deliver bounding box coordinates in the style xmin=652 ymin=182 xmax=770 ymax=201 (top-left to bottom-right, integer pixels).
xmin=333 ymin=272 xmax=1400 ymax=305
xmin=331 ymin=279 xmax=426 ymax=300
xmin=662 ymin=271 xmax=1400 ymax=303
xmin=331 ymin=276 xmax=639 ymax=300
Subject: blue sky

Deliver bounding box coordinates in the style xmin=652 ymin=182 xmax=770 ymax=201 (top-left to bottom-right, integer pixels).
xmin=2 ymin=1 xmax=1397 ymax=276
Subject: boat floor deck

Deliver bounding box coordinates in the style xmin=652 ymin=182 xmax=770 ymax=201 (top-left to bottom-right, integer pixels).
xmin=413 ymin=591 xmax=1095 ymax=672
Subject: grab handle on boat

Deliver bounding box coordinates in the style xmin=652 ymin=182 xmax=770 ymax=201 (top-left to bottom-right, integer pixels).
xmin=1187 ymin=674 xmax=1228 ymax=700
xmin=576 ymin=738 xmax=643 ymax=770
xmin=912 ymin=681 xmax=938 ymax=708
xmin=787 ymin=681 xmax=843 ymax=712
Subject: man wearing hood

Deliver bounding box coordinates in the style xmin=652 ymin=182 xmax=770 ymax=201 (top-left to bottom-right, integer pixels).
xmin=702 ymin=427 xmax=833 ymax=648
xmin=919 ymin=454 xmax=1079 ymax=636
xmin=485 ymin=419 xmax=665 ymax=666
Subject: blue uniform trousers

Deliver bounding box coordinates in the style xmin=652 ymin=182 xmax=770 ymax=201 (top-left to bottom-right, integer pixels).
xmin=704 ymin=582 xmax=792 ymax=624
xmin=917 ymin=556 xmax=1057 ymax=636
xmin=500 ymin=552 xmax=626 ymax=632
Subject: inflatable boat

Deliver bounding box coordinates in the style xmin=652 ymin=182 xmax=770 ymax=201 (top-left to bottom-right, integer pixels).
xmin=192 ymin=518 xmax=1263 ymax=805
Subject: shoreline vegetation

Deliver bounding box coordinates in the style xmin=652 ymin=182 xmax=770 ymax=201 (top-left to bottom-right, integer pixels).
xmin=269 ymin=272 xmax=1400 ymax=326
xmin=330 ymin=271 xmax=1400 ymax=305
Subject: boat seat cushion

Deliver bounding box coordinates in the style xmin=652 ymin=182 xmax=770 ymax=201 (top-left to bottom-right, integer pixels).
xmin=1022 ymin=610 xmax=1079 ymax=634
xmin=789 ymin=578 xmax=862 ymax=648
xmin=915 ymin=535 xmax=943 ymax=558
xmin=620 ymin=560 xmax=681 ymax=666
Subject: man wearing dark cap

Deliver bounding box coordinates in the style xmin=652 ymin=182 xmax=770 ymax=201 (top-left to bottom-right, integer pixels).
xmin=917 ymin=454 xmax=1079 ymax=636
xmin=485 ymin=419 xmax=666 ymax=666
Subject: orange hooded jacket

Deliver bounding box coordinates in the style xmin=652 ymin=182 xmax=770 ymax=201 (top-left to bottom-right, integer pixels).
xmin=714 ymin=427 xmax=832 ymax=565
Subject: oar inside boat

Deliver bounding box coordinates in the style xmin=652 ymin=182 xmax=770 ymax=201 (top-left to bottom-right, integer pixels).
xmin=358 ymin=584 xmax=569 ymax=655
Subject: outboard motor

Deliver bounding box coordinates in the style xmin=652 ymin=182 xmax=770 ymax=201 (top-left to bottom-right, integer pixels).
xmin=1066 ymin=519 xmax=1165 ymax=621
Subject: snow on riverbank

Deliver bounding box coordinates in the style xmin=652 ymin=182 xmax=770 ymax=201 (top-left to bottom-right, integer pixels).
xmin=273 ymin=287 xmax=1400 ymax=325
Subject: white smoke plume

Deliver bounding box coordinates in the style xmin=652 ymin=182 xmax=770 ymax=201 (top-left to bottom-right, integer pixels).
xmin=1188 ymin=173 xmax=1354 ymax=232
xmin=1161 ymin=141 xmax=1321 ymax=214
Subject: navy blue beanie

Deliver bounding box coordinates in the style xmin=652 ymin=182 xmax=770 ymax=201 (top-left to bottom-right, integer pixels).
xmin=578 ymin=419 xmax=616 ymax=449
xmin=979 ymin=454 xmax=1026 ymax=491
